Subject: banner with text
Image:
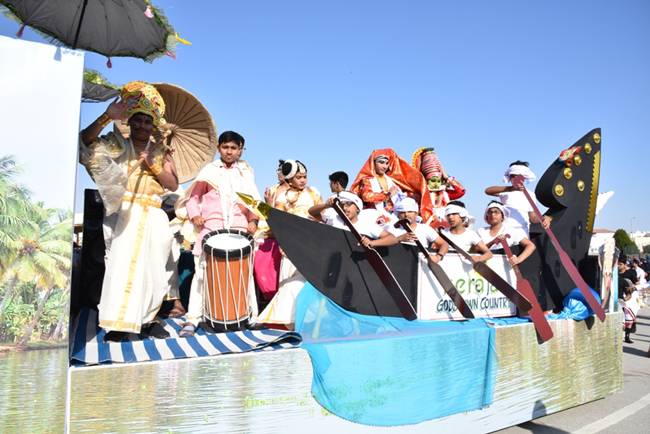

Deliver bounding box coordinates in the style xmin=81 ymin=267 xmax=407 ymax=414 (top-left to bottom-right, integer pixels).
xmin=418 ymin=253 xmax=517 ymax=320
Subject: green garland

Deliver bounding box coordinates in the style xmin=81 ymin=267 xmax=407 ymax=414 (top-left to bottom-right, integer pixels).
xmin=83 ymin=69 xmax=120 ymax=90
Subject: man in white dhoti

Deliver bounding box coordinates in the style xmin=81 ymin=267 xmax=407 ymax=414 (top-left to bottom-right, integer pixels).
xmin=79 ymin=81 xmax=178 ymax=341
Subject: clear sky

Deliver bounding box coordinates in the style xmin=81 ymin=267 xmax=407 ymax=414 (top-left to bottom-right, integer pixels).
xmin=1 ymin=0 xmax=648 ymax=231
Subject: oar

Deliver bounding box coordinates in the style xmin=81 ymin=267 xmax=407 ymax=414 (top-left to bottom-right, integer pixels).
xmin=331 ymin=198 xmax=417 ymax=320
xmin=437 ymin=230 xmax=533 ymax=313
xmin=394 ymin=219 xmax=474 ymax=319
xmin=511 ymin=175 xmax=606 ymax=322
xmin=496 ymin=234 xmax=553 ymax=342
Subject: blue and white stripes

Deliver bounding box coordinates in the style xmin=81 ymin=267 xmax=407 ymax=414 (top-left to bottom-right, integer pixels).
xmin=70 ymin=308 xmax=302 ymax=366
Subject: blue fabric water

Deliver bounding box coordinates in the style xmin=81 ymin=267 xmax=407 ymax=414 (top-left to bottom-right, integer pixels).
xmin=547 ymin=287 xmax=602 ymax=321
xmin=294 ymin=283 xmax=498 ymax=426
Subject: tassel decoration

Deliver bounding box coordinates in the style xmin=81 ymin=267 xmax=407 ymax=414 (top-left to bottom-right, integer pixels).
xmin=175 ymin=33 xmax=192 ymax=45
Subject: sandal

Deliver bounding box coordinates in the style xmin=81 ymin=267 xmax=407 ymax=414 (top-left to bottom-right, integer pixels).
xmin=140 ymin=321 xmax=170 ymax=339
xmin=179 ymin=322 xmax=196 ymax=338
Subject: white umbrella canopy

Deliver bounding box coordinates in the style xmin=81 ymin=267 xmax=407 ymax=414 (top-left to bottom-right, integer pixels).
xmin=116 ymin=83 xmax=218 ymax=184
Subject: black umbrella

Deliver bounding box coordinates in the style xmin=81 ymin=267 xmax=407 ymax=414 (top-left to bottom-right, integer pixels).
xmin=0 ymin=0 xmax=188 ymax=65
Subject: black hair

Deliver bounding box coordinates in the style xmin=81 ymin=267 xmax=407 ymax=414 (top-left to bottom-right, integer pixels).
xmin=281 ymin=160 xmax=307 ymax=178
xmin=328 ymin=171 xmax=349 ymax=188
xmin=218 ymin=131 xmax=245 ymax=147
xmin=447 ymin=200 xmax=466 ymax=208
xmin=509 ymin=160 xmax=529 ymax=167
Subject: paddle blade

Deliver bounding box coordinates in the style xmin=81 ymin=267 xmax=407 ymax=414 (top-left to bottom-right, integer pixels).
xmin=428 ymin=261 xmax=475 ymax=319
xmin=237 ymin=192 xmax=271 ymax=219
xmin=556 ymin=249 xmax=606 ymax=322
xmin=473 ymin=262 xmax=533 ymax=312
xmin=516 ymin=278 xmax=553 ymax=343
xmin=366 ymin=248 xmax=418 ymax=321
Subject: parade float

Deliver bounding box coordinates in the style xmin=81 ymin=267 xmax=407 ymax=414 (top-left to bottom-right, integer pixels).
xmin=0 ymin=4 xmax=623 ymax=433
xmin=66 ymin=129 xmax=622 ymax=433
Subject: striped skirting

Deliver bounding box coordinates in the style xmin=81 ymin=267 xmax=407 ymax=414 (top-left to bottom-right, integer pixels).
xmin=70 ymin=308 xmax=302 ymax=366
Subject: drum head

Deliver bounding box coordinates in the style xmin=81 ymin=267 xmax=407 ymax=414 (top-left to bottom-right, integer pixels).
xmin=203 ymin=229 xmax=253 ymax=258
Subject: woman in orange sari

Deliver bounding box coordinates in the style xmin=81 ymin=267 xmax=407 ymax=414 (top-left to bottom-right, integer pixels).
xmin=350 ymin=148 xmax=433 ymax=224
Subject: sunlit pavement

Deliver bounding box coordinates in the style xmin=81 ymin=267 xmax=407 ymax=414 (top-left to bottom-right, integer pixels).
xmin=496 ymin=307 xmax=650 ymax=434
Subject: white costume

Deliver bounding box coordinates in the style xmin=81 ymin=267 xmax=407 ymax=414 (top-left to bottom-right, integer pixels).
xmin=500 ymin=163 xmax=537 ymax=235
xmin=80 ymin=132 xmax=171 ymax=333
xmin=259 ymin=160 xmax=322 ymax=325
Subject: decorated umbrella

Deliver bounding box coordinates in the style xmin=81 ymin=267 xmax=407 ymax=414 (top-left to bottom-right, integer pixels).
xmin=0 ymin=0 xmax=189 ymax=66
xmin=116 ymin=83 xmax=217 ymax=184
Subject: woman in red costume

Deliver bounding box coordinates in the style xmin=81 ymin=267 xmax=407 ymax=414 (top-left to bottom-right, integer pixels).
xmin=350 ymin=148 xmax=433 ymax=224
xmin=412 ymin=147 xmax=465 ymax=228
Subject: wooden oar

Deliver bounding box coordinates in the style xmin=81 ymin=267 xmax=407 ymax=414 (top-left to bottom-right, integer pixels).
xmin=394 ymin=219 xmax=474 ymax=319
xmin=437 ymin=230 xmax=533 ymax=313
xmin=511 ymin=175 xmax=606 ymax=322
xmin=331 ymin=198 xmax=417 ymax=320
xmin=496 ymin=234 xmax=553 ymax=343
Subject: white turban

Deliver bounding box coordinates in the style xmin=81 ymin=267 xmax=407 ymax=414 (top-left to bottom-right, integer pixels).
xmin=394 ymin=197 xmax=419 ymax=213
xmin=484 ymin=201 xmax=509 ymax=223
xmin=337 ymin=191 xmax=363 ymax=210
xmin=503 ymin=164 xmax=536 ymax=184
xmin=281 ymin=159 xmax=307 ymax=180
xmin=445 ymin=204 xmax=468 ymax=219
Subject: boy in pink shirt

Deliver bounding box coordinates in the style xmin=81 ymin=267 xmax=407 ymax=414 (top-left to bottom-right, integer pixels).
xmin=180 ymin=131 xmax=261 ymax=336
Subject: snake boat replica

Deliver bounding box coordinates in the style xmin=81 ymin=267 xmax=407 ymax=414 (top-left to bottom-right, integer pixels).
xmin=68 ymin=129 xmax=622 ymax=433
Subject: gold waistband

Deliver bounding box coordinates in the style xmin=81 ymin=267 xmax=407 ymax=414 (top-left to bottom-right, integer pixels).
xmin=122 ymin=193 xmax=162 ymax=208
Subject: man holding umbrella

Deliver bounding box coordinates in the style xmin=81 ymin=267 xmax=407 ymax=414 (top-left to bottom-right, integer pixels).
xmin=80 ymin=81 xmax=178 ymax=341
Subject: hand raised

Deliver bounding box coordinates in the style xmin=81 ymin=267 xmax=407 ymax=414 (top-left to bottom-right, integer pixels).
xmin=105 ymin=97 xmax=128 ymax=121
xmin=139 ymin=150 xmax=154 ymax=168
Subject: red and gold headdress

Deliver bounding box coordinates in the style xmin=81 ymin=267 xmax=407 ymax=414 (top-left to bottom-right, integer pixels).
xmin=121 ymin=81 xmax=166 ymax=126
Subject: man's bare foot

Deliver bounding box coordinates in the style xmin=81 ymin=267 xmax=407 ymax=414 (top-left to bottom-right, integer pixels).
xmin=168 ymin=300 xmax=186 ymax=318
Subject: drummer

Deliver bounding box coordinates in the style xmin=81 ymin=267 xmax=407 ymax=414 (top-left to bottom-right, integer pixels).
xmin=180 ymin=131 xmax=262 ymax=337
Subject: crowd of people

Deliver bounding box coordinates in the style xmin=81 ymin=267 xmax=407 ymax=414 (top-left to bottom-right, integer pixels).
xmin=79 ymin=80 xmax=618 ymax=343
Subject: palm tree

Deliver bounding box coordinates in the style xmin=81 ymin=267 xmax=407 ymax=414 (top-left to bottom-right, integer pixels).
xmin=0 ymin=156 xmax=34 ymax=327
xmin=1 ymin=205 xmax=72 ymax=346
xmin=0 ymin=156 xmax=33 ymax=277
xmin=12 ymin=204 xmax=72 ymax=346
